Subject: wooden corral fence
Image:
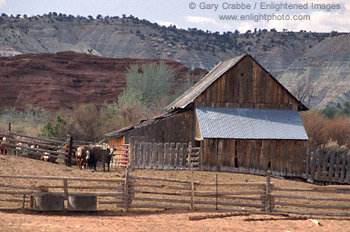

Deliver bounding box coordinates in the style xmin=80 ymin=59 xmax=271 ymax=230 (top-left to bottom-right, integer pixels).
xmin=303 ymin=148 xmax=350 ymax=185
xmin=0 ymin=174 xmax=127 ymax=211
xmin=110 ymin=144 xmax=130 ymax=168
xmin=2 ymin=171 xmax=350 ymax=216
xmin=0 ymin=132 xmax=72 ymax=164
xmin=130 ymin=142 xmax=201 ymax=171
xmin=270 ymin=182 xmax=350 ymax=216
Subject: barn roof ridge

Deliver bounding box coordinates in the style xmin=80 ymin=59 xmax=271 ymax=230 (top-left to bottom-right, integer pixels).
xmin=164 ymin=53 xmax=307 ymax=112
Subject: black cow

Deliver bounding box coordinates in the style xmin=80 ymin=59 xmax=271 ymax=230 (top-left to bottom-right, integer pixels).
xmin=86 ymin=147 xmax=113 ymax=172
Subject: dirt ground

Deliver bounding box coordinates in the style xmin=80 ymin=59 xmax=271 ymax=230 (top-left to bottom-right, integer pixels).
xmin=1 ymin=154 xmax=350 ymax=231
xmin=2 ymin=209 xmax=350 ymax=232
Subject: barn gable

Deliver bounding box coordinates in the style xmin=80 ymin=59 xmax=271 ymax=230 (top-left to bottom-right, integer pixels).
xmin=165 ymin=54 xmax=307 ymax=112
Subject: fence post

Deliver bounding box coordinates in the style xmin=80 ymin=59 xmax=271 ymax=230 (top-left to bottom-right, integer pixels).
xmin=66 ymin=134 xmax=73 ymax=167
xmin=265 ymin=170 xmax=272 ymax=212
xmin=63 ymin=178 xmax=68 ymax=200
xmin=188 ymin=142 xmax=192 ymax=170
xmin=190 ymin=165 xmax=195 ymax=211
xmin=215 ymin=173 xmax=218 ymax=210
xmin=123 ymin=166 xmax=130 ymax=212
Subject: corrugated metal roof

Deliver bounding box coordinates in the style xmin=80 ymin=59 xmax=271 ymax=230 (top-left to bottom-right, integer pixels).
xmin=164 ymin=54 xmax=246 ymax=112
xmin=195 ymin=107 xmax=308 ymax=140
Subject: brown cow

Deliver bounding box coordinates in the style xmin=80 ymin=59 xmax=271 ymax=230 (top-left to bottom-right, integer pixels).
xmin=76 ymin=146 xmax=88 ymax=169
xmin=40 ymin=152 xmax=57 ymax=163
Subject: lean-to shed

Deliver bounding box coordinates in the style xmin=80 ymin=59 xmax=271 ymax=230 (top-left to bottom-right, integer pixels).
xmin=106 ymin=54 xmax=309 ymax=177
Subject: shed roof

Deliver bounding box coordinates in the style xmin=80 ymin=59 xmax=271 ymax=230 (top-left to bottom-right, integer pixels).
xmin=195 ymin=107 xmax=308 ymax=140
xmin=105 ymin=112 xmax=175 ymax=138
xmin=164 ymin=54 xmax=308 ymax=112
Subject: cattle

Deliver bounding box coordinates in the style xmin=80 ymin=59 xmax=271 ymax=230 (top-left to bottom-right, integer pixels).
xmin=86 ymin=147 xmax=112 ymax=172
xmin=0 ymin=137 xmax=7 ymax=154
xmin=76 ymin=146 xmax=88 ymax=169
xmin=40 ymin=152 xmax=57 ymax=163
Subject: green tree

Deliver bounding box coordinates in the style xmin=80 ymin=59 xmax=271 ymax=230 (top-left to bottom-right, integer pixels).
xmin=122 ymin=61 xmax=175 ymax=113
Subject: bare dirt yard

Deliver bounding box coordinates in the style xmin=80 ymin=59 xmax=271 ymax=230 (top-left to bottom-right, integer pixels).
xmin=1 ymin=154 xmax=350 ymax=232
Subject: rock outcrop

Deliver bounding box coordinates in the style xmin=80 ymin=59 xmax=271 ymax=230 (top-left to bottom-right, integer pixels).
xmin=0 ymin=51 xmax=206 ymax=110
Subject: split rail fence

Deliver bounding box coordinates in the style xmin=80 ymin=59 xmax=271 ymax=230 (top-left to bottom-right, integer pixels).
xmin=2 ymin=171 xmax=350 ymax=216
xmin=0 ymin=132 xmax=71 ymax=164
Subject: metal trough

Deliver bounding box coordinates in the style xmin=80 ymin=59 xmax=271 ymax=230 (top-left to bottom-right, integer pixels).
xmin=34 ymin=193 xmax=64 ymax=211
xmin=68 ymin=194 xmax=97 ymax=211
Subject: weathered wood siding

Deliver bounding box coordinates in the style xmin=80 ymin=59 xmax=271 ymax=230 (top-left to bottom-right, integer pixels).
xmin=202 ymin=138 xmax=307 ymax=177
xmin=109 ymin=136 xmax=126 ymax=147
xmin=194 ymin=55 xmax=300 ymax=110
xmin=123 ymin=110 xmax=195 ymax=144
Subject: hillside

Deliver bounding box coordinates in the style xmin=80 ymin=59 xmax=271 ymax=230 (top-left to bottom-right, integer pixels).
xmin=0 ymin=51 xmax=206 ymax=110
xmin=0 ymin=14 xmax=350 ymax=108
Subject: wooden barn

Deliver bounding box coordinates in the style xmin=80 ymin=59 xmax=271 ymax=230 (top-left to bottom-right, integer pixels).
xmin=106 ymin=54 xmax=309 ymax=177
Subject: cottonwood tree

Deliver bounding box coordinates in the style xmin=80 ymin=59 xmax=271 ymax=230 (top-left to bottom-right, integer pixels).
xmin=121 ymin=61 xmax=175 ymax=114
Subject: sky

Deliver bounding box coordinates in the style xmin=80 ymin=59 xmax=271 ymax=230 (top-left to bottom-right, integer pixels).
xmin=0 ymin=0 xmax=349 ymax=33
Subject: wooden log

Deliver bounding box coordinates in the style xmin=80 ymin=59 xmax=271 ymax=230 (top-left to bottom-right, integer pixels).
xmin=272 ymin=209 xmax=350 ymax=217
xmin=340 ymin=152 xmax=347 ymax=183
xmin=274 ymin=201 xmax=350 ymax=209
xmin=189 ymin=212 xmax=250 ymax=221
